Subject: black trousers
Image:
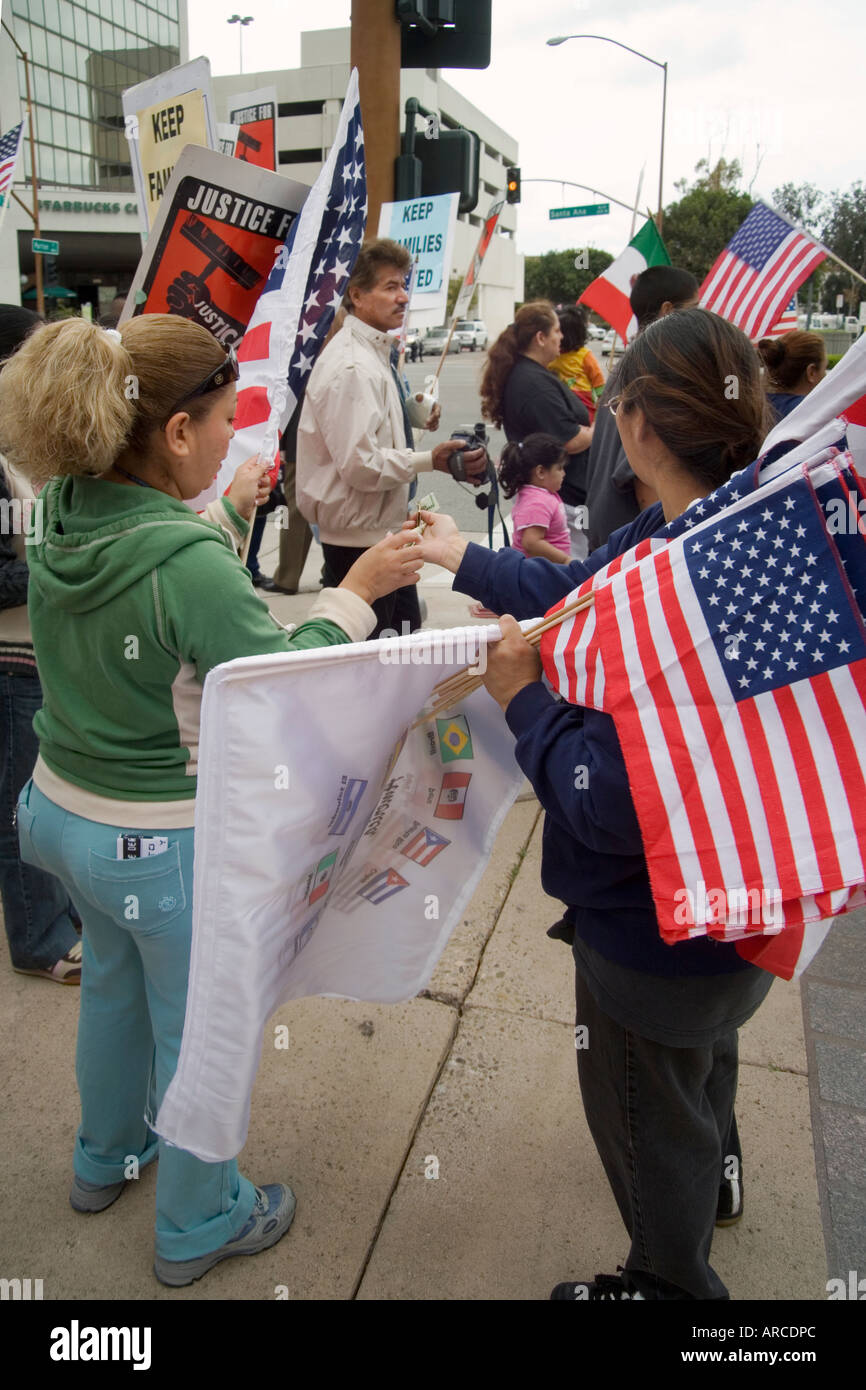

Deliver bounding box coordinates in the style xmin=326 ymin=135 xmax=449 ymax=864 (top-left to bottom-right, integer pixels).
xmin=321 ymin=543 xmax=421 ymax=640
xmin=575 ymin=968 xmax=741 ymax=1299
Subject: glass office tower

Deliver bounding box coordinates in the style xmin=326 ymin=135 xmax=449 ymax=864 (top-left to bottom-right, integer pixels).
xmin=8 ymin=0 xmax=181 ymax=190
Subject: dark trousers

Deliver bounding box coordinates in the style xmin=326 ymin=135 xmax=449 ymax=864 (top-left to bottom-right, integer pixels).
xmin=575 ymin=967 xmax=740 ymax=1299
xmin=274 ymin=455 xmax=312 ymax=591
xmin=0 ymin=670 xmax=78 ymax=970
xmin=321 ymin=543 xmax=421 ymax=641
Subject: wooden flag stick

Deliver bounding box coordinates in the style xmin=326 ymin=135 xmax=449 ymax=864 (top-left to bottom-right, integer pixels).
xmin=410 ymin=590 xmax=596 ymax=728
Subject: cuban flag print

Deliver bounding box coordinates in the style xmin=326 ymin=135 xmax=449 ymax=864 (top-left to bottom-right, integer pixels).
xmin=357 ymin=868 xmax=410 ymax=906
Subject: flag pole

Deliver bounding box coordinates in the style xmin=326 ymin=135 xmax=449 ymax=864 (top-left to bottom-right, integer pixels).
xmin=629 ymin=165 xmax=645 ymax=241
xmin=770 ymin=200 xmax=866 ymax=290
xmin=411 ymin=589 xmax=597 ymax=726
xmin=1 ymin=19 xmax=43 ymax=316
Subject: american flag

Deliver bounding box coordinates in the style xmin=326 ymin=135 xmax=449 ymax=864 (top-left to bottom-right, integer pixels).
xmin=207 ymin=69 xmax=366 ymax=502
xmin=761 ymin=295 xmax=798 ymax=340
xmin=539 ymin=450 xmax=866 ymax=978
xmin=699 ymin=203 xmax=826 ymax=341
xmin=0 ymin=121 xmax=25 ymax=224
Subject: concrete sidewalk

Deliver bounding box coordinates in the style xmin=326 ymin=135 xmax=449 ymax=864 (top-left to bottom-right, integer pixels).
xmin=0 ymin=527 xmax=839 ymax=1301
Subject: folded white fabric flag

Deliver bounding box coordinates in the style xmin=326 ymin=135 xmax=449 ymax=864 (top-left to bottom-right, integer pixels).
xmin=155 ymin=626 xmax=523 ymax=1161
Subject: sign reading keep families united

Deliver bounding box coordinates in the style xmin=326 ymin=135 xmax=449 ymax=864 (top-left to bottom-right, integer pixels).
xmin=123 ymin=57 xmax=217 ymax=240
xmin=378 ymin=192 xmax=458 ymax=314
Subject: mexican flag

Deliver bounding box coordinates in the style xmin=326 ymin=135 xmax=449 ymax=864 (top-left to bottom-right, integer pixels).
xmin=578 ymin=219 xmax=670 ymax=344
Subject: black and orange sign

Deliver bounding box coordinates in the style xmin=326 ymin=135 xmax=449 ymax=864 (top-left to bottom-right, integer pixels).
xmin=120 ymin=145 xmax=308 ymax=349
xmin=229 ymin=87 xmax=277 ymax=172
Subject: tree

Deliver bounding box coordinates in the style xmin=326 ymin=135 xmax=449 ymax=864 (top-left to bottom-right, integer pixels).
xmin=771 ymin=181 xmax=825 ymax=235
xmin=662 ymin=158 xmax=753 ymax=282
xmin=771 ymin=182 xmax=828 ymax=309
xmin=821 ymin=183 xmax=866 ymax=315
xmin=522 ymin=247 xmax=613 ymax=306
xmin=446 ymin=275 xmax=477 ymax=318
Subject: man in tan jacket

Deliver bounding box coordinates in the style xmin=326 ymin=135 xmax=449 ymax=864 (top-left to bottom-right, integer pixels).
xmin=296 ymin=239 xmax=485 ymax=638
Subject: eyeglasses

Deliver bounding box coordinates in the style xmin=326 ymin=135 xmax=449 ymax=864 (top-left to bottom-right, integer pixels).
xmin=606 ymin=394 xmax=622 ymax=418
xmin=165 ymin=347 xmax=240 ymax=419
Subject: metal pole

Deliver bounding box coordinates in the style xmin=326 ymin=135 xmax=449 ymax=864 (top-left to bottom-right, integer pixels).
xmin=629 ymin=166 xmax=644 ymax=241
xmin=522 ymin=178 xmax=647 ymax=218
xmin=2 ymin=19 xmax=43 ymax=316
xmin=657 ymin=63 xmax=667 ymax=233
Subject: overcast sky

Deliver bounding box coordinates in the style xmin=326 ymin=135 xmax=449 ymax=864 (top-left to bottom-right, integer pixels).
xmin=188 ymin=0 xmax=862 ymax=259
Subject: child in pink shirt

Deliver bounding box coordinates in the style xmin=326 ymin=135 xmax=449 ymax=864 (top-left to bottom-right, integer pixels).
xmin=499 ymin=433 xmax=571 ymax=563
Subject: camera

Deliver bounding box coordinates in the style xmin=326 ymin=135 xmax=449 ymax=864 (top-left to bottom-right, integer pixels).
xmin=446 ymin=422 xmax=490 ymax=481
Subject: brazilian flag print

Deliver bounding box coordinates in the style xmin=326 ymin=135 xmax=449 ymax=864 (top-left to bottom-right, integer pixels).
xmin=436 ymin=714 xmax=473 ymax=763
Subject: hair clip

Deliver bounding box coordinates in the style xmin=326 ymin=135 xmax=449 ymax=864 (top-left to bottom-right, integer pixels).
xmin=103 ymin=328 xmax=122 ymax=344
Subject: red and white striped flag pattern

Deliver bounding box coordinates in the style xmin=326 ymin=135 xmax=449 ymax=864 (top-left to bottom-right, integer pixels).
xmin=0 ymin=120 xmax=24 ymax=229
xmin=761 ymin=295 xmax=798 ymax=339
xmin=539 ymin=451 xmax=866 ymax=979
xmin=699 ymin=203 xmax=825 ymax=341
xmin=192 ymin=70 xmax=366 ymax=509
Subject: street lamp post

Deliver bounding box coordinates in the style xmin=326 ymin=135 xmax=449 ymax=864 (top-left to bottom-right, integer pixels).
xmin=547 ymin=33 xmax=668 ymax=233
xmin=228 ymin=14 xmax=254 ymax=74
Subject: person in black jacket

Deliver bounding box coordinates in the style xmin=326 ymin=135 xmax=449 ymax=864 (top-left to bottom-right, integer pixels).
xmin=415 ymin=308 xmax=776 ymax=1300
xmin=584 ymin=265 xmax=698 ymax=550
xmin=481 ymin=301 xmax=593 ymax=558
xmin=0 ymin=304 xmax=81 ymax=981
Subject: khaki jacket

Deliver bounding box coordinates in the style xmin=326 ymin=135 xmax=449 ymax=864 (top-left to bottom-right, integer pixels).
xmin=296 ymin=313 xmax=433 ymax=547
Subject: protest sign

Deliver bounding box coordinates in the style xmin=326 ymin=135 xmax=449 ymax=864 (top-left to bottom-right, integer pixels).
xmin=452 ymin=197 xmax=503 ymax=323
xmin=123 ymin=57 xmax=217 ymax=239
xmin=378 ymin=192 xmax=458 ymax=319
xmin=119 ymin=145 xmax=309 ymax=350
xmin=228 ymin=87 xmax=278 ymax=171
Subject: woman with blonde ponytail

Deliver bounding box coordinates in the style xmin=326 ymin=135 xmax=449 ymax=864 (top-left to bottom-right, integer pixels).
xmin=0 ymin=313 xmax=423 ymax=1288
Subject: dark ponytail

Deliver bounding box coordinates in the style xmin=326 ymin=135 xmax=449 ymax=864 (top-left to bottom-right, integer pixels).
xmin=480 ymin=300 xmax=557 ymax=429
xmin=498 ymin=432 xmax=565 ymax=499
xmin=616 ymin=307 xmax=771 ymax=490
xmin=757 ymin=330 xmax=826 ymax=391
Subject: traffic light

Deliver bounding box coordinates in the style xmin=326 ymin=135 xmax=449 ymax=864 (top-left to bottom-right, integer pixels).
xmin=506 ymin=167 xmax=521 ymax=205
xmin=397 ymin=0 xmax=491 ymax=70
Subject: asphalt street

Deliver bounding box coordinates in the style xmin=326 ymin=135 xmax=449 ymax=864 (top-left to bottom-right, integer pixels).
xmin=403 ymin=350 xmax=508 ymax=533
xmin=403 ymin=340 xmax=616 ymax=533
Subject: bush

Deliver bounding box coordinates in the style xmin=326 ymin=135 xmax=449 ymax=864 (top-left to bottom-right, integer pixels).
xmin=826 ymin=354 xmax=844 ymax=369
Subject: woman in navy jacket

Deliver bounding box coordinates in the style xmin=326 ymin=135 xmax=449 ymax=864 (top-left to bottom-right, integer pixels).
xmin=415 ymin=308 xmax=776 ymax=1300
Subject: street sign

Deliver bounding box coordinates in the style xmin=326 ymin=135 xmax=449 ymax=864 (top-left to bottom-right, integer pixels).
xmin=549 ymin=203 xmax=609 ymax=221
xmin=32 ymin=237 xmax=59 ymax=255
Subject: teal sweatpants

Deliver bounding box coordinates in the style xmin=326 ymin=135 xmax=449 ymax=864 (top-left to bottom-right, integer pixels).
xmin=17 ymin=779 xmax=257 ymax=1261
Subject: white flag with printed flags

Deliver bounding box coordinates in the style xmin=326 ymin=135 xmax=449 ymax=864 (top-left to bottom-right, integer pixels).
xmin=155 ymin=625 xmax=524 ymax=1162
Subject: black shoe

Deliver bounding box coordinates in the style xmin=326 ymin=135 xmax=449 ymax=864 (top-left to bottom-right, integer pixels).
xmin=250 ymin=573 xmax=269 ymax=588
xmin=716 ymin=1168 xmax=744 ymax=1226
xmin=259 ymin=579 xmax=298 ymax=594
xmin=551 ymin=1272 xmax=645 ymax=1301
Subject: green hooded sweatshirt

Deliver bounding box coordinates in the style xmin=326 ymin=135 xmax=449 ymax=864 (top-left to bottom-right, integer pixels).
xmin=27 ymin=475 xmax=368 ymax=815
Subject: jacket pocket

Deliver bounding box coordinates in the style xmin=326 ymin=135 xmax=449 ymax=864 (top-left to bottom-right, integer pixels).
xmin=87 ymin=841 xmax=187 ymax=933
